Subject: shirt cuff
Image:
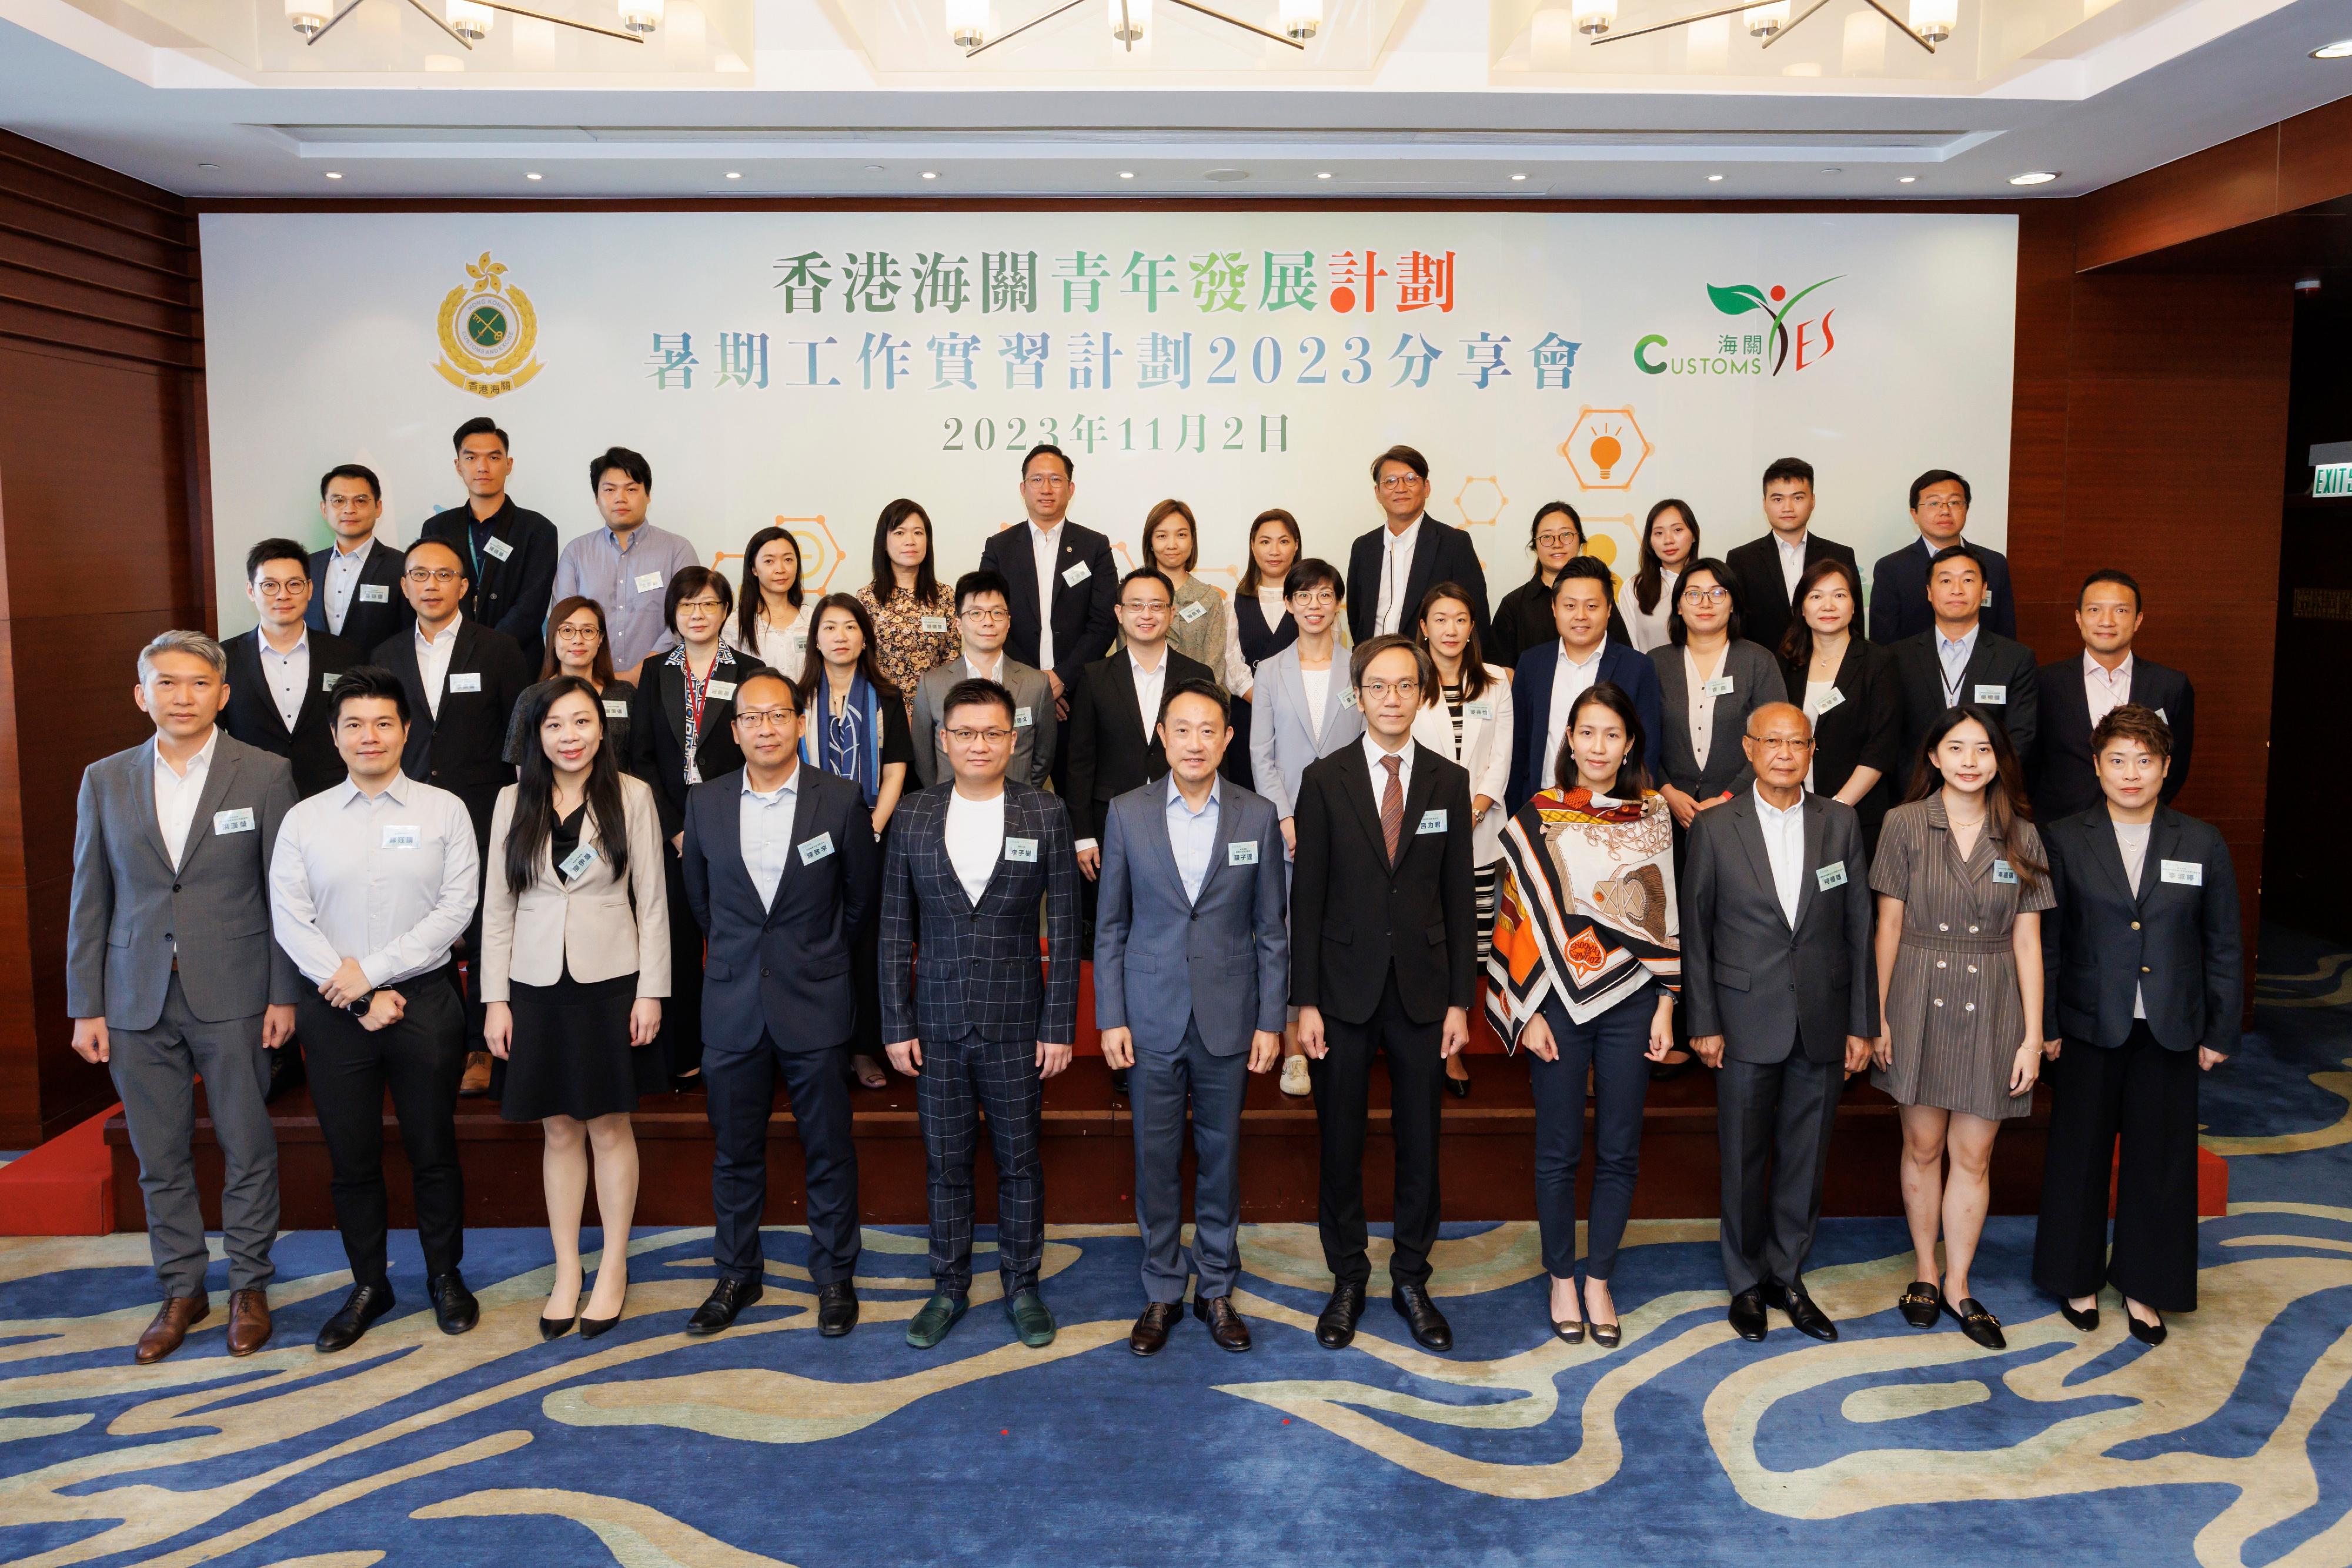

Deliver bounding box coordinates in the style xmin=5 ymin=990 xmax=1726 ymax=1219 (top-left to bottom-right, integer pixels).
xmin=1075 ymin=838 xmax=1099 ymax=852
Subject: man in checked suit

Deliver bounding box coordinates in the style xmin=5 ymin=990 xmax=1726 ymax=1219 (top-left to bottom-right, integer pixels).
xmin=880 ymin=676 xmax=1083 ymax=1352
xmin=1682 ymin=703 xmax=1878 ymax=1344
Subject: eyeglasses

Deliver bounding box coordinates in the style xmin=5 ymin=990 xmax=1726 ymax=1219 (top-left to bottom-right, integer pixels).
xmin=1681 ymin=586 xmax=1732 ymax=605
xmin=1290 ymin=591 xmax=1337 ymax=609
xmin=1376 ymin=474 xmax=1423 ymax=491
xmin=1748 ymin=735 xmax=1814 ymax=753
xmin=555 ymin=625 xmax=603 ymax=643
xmin=1024 ymin=474 xmax=1070 ymax=489
xmin=675 ymin=599 xmax=726 ymax=616
xmin=1916 ymin=497 xmax=1966 ymax=514
xmin=960 ymin=607 xmax=1008 ymax=623
xmin=253 ymin=579 xmax=309 ymax=599
xmin=944 ymin=727 xmax=1014 ymax=744
xmin=734 ymin=708 xmax=799 ymax=730
xmin=1361 ymin=678 xmax=1421 ymax=700
xmin=405 ymin=567 xmax=462 ymax=585
xmin=1534 ymin=531 xmax=1579 ymax=550
xmin=1121 ymin=599 xmax=1171 ymax=614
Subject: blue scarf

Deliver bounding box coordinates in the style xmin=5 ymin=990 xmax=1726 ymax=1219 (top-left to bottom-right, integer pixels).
xmin=803 ymin=671 xmax=884 ymax=806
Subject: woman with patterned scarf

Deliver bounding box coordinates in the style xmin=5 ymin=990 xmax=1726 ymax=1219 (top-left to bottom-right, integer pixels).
xmin=1488 ymin=681 xmax=1680 ymax=1349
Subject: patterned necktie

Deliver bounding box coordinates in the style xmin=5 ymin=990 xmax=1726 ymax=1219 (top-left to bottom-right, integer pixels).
xmin=1380 ymin=753 xmax=1404 ymax=865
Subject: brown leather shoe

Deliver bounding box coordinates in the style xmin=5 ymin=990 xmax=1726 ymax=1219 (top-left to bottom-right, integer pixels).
xmin=225 ymin=1288 xmax=272 ymax=1356
xmin=1194 ymin=1293 xmax=1254 ymax=1352
xmin=459 ymin=1049 xmax=495 ymax=1097
xmin=134 ymin=1292 xmax=210 ymax=1364
xmin=1128 ymin=1300 xmax=1181 ymax=1356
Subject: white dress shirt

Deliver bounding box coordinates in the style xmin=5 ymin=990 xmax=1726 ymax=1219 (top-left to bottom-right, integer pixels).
xmin=1685 ymin=644 xmax=1725 ymax=774
xmin=1935 ymin=622 xmax=1980 ymax=708
xmin=269 ymin=772 xmax=480 ymax=988
xmin=2114 ymin=817 xmax=2151 ymax=1018
xmin=2084 ymin=650 xmax=2135 ymax=728
xmin=1299 ymin=665 xmax=1334 ymax=745
xmin=945 ymin=788 xmax=1007 ymax=906
xmin=415 ymin=613 xmax=465 ymax=720
xmin=1545 ymin=642 xmax=1607 ymax=788
xmin=1374 ymin=515 xmax=1424 ymax=636
xmin=257 ymin=627 xmax=310 ymax=733
xmin=740 ymin=763 xmax=801 ymax=910
xmin=1618 ymin=569 xmax=1679 ymax=654
xmin=153 ymin=727 xmax=220 ymax=871
xmin=1127 ymin=646 xmax=1170 ymax=746
xmin=1776 ymin=533 xmax=1808 ymax=601
xmin=1362 ymin=731 xmax=1415 ymax=801
xmin=323 ymin=538 xmax=370 ymax=636
xmin=1753 ymin=786 xmax=1806 ymax=928
xmin=1029 ymin=521 xmax=1064 ymax=676
xmin=1165 ymin=774 xmax=1221 ymax=905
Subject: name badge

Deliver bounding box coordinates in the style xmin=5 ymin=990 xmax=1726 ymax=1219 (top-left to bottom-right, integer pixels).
xmin=320 ymin=671 xmax=340 ymax=691
xmin=706 ymin=680 xmax=737 ymax=702
xmin=1341 ymin=686 xmax=1359 ymax=709
xmin=635 ymin=571 xmax=663 ymax=593
xmin=1062 ymin=561 xmax=1092 ymax=587
xmin=920 ymin=615 xmax=951 ymax=634
xmin=798 ymin=833 xmax=836 ymax=865
xmin=1178 ymin=600 xmax=1209 ymax=624
xmin=482 ymin=537 xmax=514 ymax=562
xmin=213 ymin=807 xmax=256 ymax=835
xmin=382 ymin=825 xmax=420 ymax=850
xmin=1992 ymin=858 xmax=2017 ymax=885
xmin=1014 ymin=706 xmax=1034 ymax=728
xmin=1227 ymin=840 xmax=1259 ymax=865
xmin=603 ymin=699 xmax=630 ymax=719
xmin=558 ymin=842 xmax=598 ymax=880
xmin=1703 ymin=674 xmax=1736 ymax=698
xmin=1465 ymin=700 xmax=1495 ymax=721
xmin=1815 ymin=860 xmax=1847 ymax=891
xmin=791 ymin=631 xmax=808 ymax=651
xmin=1973 ymin=684 xmax=2007 ymax=705
xmin=358 ymin=584 xmax=390 ymax=603
xmin=1004 ymin=836 xmax=1038 ymax=863
xmin=448 ymin=673 xmax=482 ymax=693
xmin=1417 ymin=809 xmax=1448 ymax=835
xmin=2161 ymin=858 xmax=2203 ymax=887
xmin=1814 ymin=686 xmax=1846 ymax=715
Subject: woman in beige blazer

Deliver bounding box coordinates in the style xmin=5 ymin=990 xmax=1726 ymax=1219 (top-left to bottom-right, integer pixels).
xmin=482 ymin=677 xmax=671 ymax=1341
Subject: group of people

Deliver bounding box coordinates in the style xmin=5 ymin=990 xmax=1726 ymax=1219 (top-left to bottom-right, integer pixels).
xmin=68 ymin=424 xmax=2239 ymax=1370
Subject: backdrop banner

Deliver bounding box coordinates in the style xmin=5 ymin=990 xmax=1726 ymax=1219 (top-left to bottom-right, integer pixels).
xmin=200 ymin=210 xmax=2016 ymax=635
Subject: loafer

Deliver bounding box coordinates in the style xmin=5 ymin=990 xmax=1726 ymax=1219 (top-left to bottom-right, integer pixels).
xmin=2126 ymin=1308 xmax=2167 ymax=1346
xmin=2059 ymin=1299 xmax=2100 ymax=1333
xmin=1129 ymin=1300 xmax=1181 ymax=1356
xmin=134 ymin=1292 xmax=210 ymax=1365
xmin=686 ymin=1276 xmax=763 ymax=1337
xmin=1942 ymin=1294 xmax=2007 ymax=1350
xmin=1194 ymin=1293 xmax=1252 ymax=1352
xmin=1004 ymin=1287 xmax=1057 ymax=1348
xmin=816 ymin=1281 xmax=858 ymax=1338
xmin=906 ymin=1291 xmax=969 ymax=1349
xmin=427 ymin=1271 xmax=479 ymax=1336
xmin=1728 ymin=1286 xmax=1768 ymax=1343
xmin=458 ymin=1049 xmax=494 ymax=1098
xmin=1315 ymin=1281 xmax=1367 ymax=1349
xmin=1763 ymin=1278 xmax=1838 ymax=1343
xmin=1279 ymin=1056 xmax=1312 ymax=1098
xmin=1897 ymin=1280 xmax=1942 ymax=1329
xmin=316 ymin=1282 xmax=395 ymax=1354
xmin=225 ymin=1288 xmax=272 ymax=1357
xmin=1391 ymin=1282 xmax=1454 ymax=1352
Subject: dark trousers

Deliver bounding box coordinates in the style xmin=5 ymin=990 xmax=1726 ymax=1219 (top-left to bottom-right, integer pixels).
xmin=1715 ymin=1045 xmax=1844 ymax=1296
xmin=850 ymin=830 xmax=884 ymax=1061
xmin=704 ymin=1031 xmax=860 ymax=1286
xmin=918 ymin=1030 xmax=1045 ymax=1295
xmin=662 ymin=849 xmax=706 ymax=1080
xmin=1132 ymin=1015 xmax=1251 ymax=1303
xmin=454 ymin=787 xmax=499 ymax=1056
xmin=2033 ymin=1022 xmax=2201 ymax=1311
xmin=1528 ymin=988 xmax=1653 ymax=1282
xmin=298 ymin=970 xmax=466 ymax=1286
xmin=1312 ymin=972 xmax=1444 ymax=1289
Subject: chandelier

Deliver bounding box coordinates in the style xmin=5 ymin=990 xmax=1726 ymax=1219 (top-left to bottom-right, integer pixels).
xmin=286 ymin=0 xmax=655 ymax=48
xmin=953 ymin=0 xmax=1315 ymax=56
xmin=1574 ymin=0 xmax=1956 ymax=52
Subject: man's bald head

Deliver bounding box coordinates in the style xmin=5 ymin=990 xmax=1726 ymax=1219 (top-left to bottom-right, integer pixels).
xmin=1746 ymin=701 xmax=1811 ymax=743
xmin=1743 ymin=701 xmax=1815 ymax=798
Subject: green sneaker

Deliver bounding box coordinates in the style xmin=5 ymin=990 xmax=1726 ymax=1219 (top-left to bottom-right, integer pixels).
xmin=905 ymin=1292 xmax=968 ymax=1349
xmin=1004 ymin=1287 xmax=1057 ymax=1348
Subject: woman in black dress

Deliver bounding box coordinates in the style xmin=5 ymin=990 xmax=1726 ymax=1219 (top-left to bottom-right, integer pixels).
xmin=1489 ymin=501 xmax=1633 ymax=668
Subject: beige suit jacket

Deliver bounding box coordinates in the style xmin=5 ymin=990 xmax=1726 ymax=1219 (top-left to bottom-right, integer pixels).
xmin=479 ymin=773 xmax=671 ymax=1000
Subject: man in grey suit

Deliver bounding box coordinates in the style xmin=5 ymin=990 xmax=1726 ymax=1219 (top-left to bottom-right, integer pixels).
xmin=908 ymin=569 xmax=1057 ymax=788
xmin=1681 ymin=702 xmax=1877 ymax=1344
xmin=1095 ymin=678 xmax=1288 ymax=1355
xmin=68 ymin=630 xmax=300 ymax=1363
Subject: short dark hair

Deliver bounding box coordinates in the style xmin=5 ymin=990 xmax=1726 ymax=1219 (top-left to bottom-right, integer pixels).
xmin=1284 ymin=558 xmax=1344 ymax=601
xmin=1762 ymin=457 xmax=1814 ymax=491
xmin=1370 ymin=444 xmax=1429 ymax=483
xmin=941 ymin=676 xmax=1015 ymax=727
xmin=1118 ymin=565 xmax=1174 ymax=604
xmin=1909 ymin=469 xmax=1972 ymax=509
xmin=733 ymin=666 xmax=799 ymax=713
xmin=1021 ymin=443 xmax=1073 ymax=480
xmin=1552 ymin=554 xmax=1615 ymax=599
xmin=2091 ymin=701 xmax=2172 ymax=761
xmin=403 ymin=536 xmax=466 ymax=579
xmin=955 ymin=569 xmax=1014 ymax=613
xmin=1928 ymin=543 xmax=1986 ymax=581
xmin=664 ymin=565 xmax=734 ymax=634
xmin=452 ymin=416 xmax=507 ymax=455
xmin=590 ymin=445 xmax=653 ymax=495
xmin=245 ymin=537 xmax=311 ymax=583
xmin=1350 ymin=633 xmax=1436 ymax=696
xmin=1157 ymin=676 xmax=1230 ymax=728
xmin=2080 ymin=567 xmax=2141 ymax=611
xmin=330 ymin=664 xmax=410 ymax=726
xmin=320 ymin=463 xmax=380 ymax=501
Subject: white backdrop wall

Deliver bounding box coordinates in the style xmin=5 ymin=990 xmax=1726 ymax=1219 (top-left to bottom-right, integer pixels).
xmin=201 ymin=210 xmax=2016 ymax=637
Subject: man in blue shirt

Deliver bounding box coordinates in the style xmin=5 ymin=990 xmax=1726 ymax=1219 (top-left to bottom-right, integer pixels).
xmin=550 ymin=446 xmax=704 ymax=682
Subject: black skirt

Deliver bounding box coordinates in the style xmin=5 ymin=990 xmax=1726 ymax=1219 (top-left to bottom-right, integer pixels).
xmin=497 ymin=968 xmax=669 ymax=1122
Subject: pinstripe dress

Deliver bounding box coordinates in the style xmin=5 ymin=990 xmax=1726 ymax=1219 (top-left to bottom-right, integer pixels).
xmin=1868 ymin=797 xmax=2054 ymax=1121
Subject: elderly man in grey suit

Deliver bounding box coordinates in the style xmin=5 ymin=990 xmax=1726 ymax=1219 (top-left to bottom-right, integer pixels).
xmin=68 ymin=630 xmax=300 ymax=1364
xmin=1096 ymin=677 xmax=1288 ymax=1355
xmin=909 ymin=569 xmax=1057 ymax=788
xmin=1681 ymin=701 xmax=1877 ymax=1345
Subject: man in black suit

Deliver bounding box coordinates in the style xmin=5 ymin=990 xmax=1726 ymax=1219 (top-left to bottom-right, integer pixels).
xmin=1682 ymin=703 xmax=1879 ymax=1344
xmin=1867 ymin=470 xmax=2017 ymax=644
xmin=1724 ymin=457 xmax=1859 ymax=657
xmin=1292 ymin=634 xmax=1477 ymax=1354
xmin=2032 ymin=569 xmax=2195 ymax=823
xmin=976 ymin=444 xmax=1119 ymax=743
xmin=1890 ymin=544 xmax=2039 ymax=770
xmin=421 ymin=417 xmax=559 ymax=670
xmin=223 ymin=539 xmax=361 ymax=800
xmin=1346 ymin=444 xmax=1492 ymax=649
xmin=308 ymin=464 xmax=412 ymax=656
xmin=679 ymin=667 xmax=881 ymax=1338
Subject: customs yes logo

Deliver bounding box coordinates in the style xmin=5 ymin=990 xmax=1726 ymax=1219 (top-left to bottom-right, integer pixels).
xmin=435 ymin=252 xmax=544 ymax=398
xmin=1633 ymin=275 xmax=1841 ymax=378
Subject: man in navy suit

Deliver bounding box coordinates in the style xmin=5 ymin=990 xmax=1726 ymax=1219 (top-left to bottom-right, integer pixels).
xmin=1095 ymin=678 xmax=1288 ymax=1356
xmin=880 ymin=677 xmax=1083 ymax=1352
xmin=307 ymin=464 xmax=412 ymax=656
xmin=2032 ymin=569 xmax=2195 ymax=823
xmin=1866 ymin=470 xmax=2017 ymax=644
xmin=976 ymin=444 xmax=1120 ymax=734
xmin=1506 ymin=557 xmax=1662 ymax=813
xmin=679 ymin=667 xmax=880 ymax=1338
xmin=1346 ymin=444 xmax=1492 ymax=649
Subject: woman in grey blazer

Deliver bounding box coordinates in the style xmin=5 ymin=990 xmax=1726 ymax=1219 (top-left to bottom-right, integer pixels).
xmin=482 ymin=677 xmax=671 ymax=1341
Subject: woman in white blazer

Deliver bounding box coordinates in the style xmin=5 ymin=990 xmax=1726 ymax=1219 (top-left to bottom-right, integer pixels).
xmin=482 ymin=676 xmax=671 ymax=1342
xmin=1412 ymin=581 xmax=1515 ymax=1098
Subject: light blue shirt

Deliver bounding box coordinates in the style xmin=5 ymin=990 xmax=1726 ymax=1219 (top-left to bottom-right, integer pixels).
xmin=739 ymin=764 xmax=801 ymax=910
xmin=550 ymin=522 xmax=703 ymax=673
xmin=1935 ymin=622 xmax=1980 ymax=707
xmin=1165 ymin=774 xmax=1221 ymax=905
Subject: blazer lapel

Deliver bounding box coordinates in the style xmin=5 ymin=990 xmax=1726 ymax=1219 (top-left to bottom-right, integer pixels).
xmin=1140 ymin=782 xmax=1193 ymax=904
xmin=1114 ymin=654 xmax=1148 ymax=753
xmin=1342 ymin=749 xmax=1393 ymax=870
xmin=661 ymin=658 xmax=688 ymax=750
xmin=1793 ymin=793 xmax=1830 ymax=932
xmin=2139 ymin=811 xmax=2184 ymax=912
xmin=184 ymin=745 xmax=243 ymax=868
xmin=1396 ymin=745 xmax=1441 ymax=870
xmin=1727 ymin=793 xmax=1786 ymax=932
xmin=131 ymin=740 xmax=175 ymax=875
xmin=2074 ymin=812 xmax=2137 ymax=909
xmin=1319 ymin=664 xmax=1355 ymax=743
xmin=1405 ymin=523 xmax=1442 ymax=614
xmin=768 ymin=773 xmax=823 ymax=922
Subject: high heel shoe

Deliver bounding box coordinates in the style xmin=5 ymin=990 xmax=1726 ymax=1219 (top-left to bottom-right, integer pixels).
xmin=2059 ymin=1298 xmax=2100 ymax=1333
xmin=579 ymin=1310 xmax=622 ymax=1340
xmin=2125 ymin=1307 xmax=2166 ymax=1346
xmin=539 ymin=1308 xmax=577 ymax=1342
xmin=1445 ymin=1068 xmax=1472 ymax=1099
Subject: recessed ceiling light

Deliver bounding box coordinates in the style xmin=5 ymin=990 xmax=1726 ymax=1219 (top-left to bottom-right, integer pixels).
xmin=1510 ymin=172 xmax=1528 ymax=182
xmin=1316 ymin=171 xmax=1332 ymax=180
xmin=2010 ymin=170 xmax=2059 ymax=185
xmin=325 ymin=171 xmax=342 ymax=179
xmin=1821 ymin=167 xmax=1842 ymax=175
xmin=198 ymin=162 xmax=220 ymax=170
xmin=921 ymin=170 xmax=938 ymax=180
xmin=1119 ymin=170 xmax=1135 ymax=179
xmin=1706 ymin=173 xmax=1723 ymax=182
xmin=526 ymin=172 xmax=543 ymax=181
xmin=1204 ymin=168 xmax=1251 ymax=182
xmin=725 ymin=170 xmax=742 ymax=179
xmin=2311 ymin=39 xmax=2352 ymax=58
xmin=1899 ymin=175 xmax=1917 ymax=183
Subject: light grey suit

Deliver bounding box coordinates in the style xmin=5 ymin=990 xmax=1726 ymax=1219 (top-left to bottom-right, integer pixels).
xmin=908 ymin=654 xmax=1058 ymax=789
xmin=1244 ymin=643 xmax=1365 ymax=824
xmin=1094 ymin=776 xmax=1288 ymax=1301
xmin=1680 ymin=788 xmax=1878 ymax=1296
xmin=1649 ymin=638 xmax=1789 ymax=804
xmin=67 ymin=731 xmax=301 ymax=1297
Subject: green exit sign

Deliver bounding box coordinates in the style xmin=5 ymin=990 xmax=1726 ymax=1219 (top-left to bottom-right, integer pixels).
xmin=2321 ymin=464 xmax=2352 ymax=499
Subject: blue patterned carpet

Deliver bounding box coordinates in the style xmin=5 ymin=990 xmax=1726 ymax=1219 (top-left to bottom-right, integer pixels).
xmin=5 ymin=928 xmax=2349 ymax=1568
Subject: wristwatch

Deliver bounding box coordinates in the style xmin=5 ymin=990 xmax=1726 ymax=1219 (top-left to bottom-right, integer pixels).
xmin=345 ymin=989 xmax=377 ymax=1018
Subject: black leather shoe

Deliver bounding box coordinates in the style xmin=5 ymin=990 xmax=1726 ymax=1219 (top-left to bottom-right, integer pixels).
xmin=1110 ymin=1066 xmax=1130 ymax=1098
xmin=2126 ymin=1307 xmax=2167 ymax=1346
xmin=539 ymin=1306 xmax=576 ymax=1342
xmin=1129 ymin=1300 xmax=1181 ymax=1356
xmin=1762 ymin=1279 xmax=1837 ymax=1342
xmin=1445 ymin=1067 xmax=1472 ymax=1099
xmin=1194 ymin=1293 xmax=1252 ymax=1352
xmin=686 ymin=1276 xmax=763 ymax=1336
xmin=315 ymin=1281 xmax=395 ymax=1354
xmin=1728 ymin=1287 xmax=1768 ymax=1342
xmin=1897 ymin=1280 xmax=1942 ymax=1329
xmin=263 ymin=1044 xmax=305 ymax=1102
xmin=427 ymin=1271 xmax=479 ymax=1336
xmin=816 ymin=1281 xmax=858 ymax=1338
xmin=1942 ymin=1294 xmax=2007 ymax=1349
xmin=1315 ymin=1282 xmax=1367 ymax=1349
xmin=1391 ymin=1282 xmax=1454 ymax=1352
xmin=2059 ymin=1299 xmax=2100 ymax=1333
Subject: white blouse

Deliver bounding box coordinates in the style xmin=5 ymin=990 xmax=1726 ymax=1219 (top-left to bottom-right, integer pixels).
xmin=1619 ymin=569 xmax=1679 ymax=654
xmin=724 ymin=610 xmax=809 ymax=684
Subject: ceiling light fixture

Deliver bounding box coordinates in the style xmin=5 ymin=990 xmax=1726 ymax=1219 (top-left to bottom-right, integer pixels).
xmin=1594 ymin=0 xmax=1945 ymax=53
xmin=325 ymin=170 xmax=344 ymax=179
xmin=1899 ymin=174 xmax=1916 ymax=183
xmin=2313 ymin=39 xmax=2352 ymax=59
xmin=286 ymin=0 xmax=332 ymax=35
xmin=1315 ymin=170 xmax=1332 ymax=179
xmin=198 ymin=161 xmax=221 ymax=170
xmin=947 ymin=0 xmax=988 ymax=46
xmin=295 ymin=0 xmax=644 ymax=48
xmin=1510 ymin=172 xmax=1529 ymax=181
xmin=1119 ymin=170 xmax=1136 ymax=178
xmin=1279 ymin=0 xmax=1319 ymax=40
xmin=1744 ymin=0 xmax=1786 ymax=37
xmin=1572 ymin=0 xmax=1616 ymax=35
xmin=445 ymin=0 xmax=493 ymax=38
xmin=960 ymin=0 xmax=1304 ymax=56
xmin=726 ymin=170 xmax=742 ymax=179
xmin=526 ymin=170 xmax=543 ymax=180
xmin=619 ymin=0 xmax=663 ymax=32
xmin=1706 ymin=172 xmax=1723 ymax=181
xmin=921 ymin=170 xmax=938 ymax=179
xmin=2009 ymin=170 xmax=2058 ymax=185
